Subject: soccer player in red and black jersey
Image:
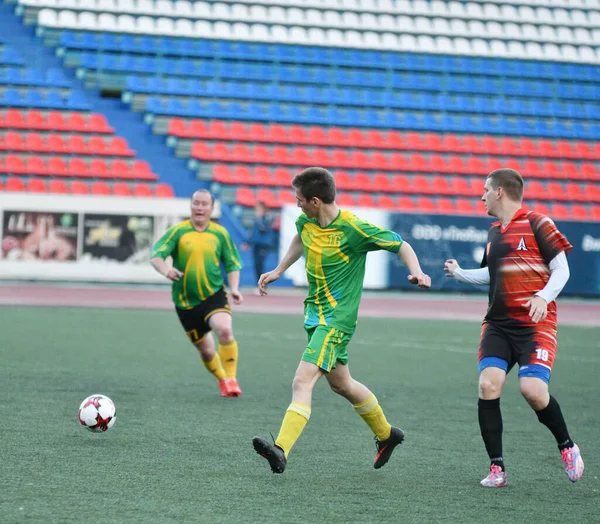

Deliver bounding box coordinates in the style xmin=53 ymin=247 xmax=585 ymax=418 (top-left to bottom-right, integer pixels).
xmin=444 ymin=168 xmax=584 ymax=488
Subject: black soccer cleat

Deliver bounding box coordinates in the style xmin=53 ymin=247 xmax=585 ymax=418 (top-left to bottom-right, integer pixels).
xmin=373 ymin=426 xmax=405 ymax=469
xmin=252 ymin=436 xmax=287 ymax=474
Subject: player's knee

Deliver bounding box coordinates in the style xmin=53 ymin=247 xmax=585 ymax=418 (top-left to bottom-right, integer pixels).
xmin=214 ymin=326 xmax=234 ymax=343
xmin=478 ymin=377 xmax=502 ymax=399
xmin=519 ymin=383 xmax=548 ymax=409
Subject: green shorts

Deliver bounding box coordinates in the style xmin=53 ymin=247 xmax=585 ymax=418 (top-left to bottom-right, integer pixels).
xmin=302 ymin=325 xmax=352 ymax=373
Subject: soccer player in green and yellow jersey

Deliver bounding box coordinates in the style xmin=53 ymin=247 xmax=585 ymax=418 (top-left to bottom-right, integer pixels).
xmin=252 ymin=167 xmax=432 ymax=473
xmin=150 ymin=189 xmax=244 ymax=398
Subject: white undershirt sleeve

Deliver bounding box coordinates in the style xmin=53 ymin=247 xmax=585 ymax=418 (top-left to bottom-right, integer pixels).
xmin=452 ymin=267 xmax=491 ymax=286
xmin=535 ymin=251 xmax=570 ymax=304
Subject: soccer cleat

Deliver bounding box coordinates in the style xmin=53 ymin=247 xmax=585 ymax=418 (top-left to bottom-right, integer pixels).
xmin=252 ymin=436 xmax=287 ymax=474
xmin=561 ymin=443 xmax=584 ymax=482
xmin=218 ymin=380 xmax=230 ymax=397
xmin=480 ymin=464 xmax=508 ymax=487
xmin=373 ymin=426 xmax=405 ymax=469
xmin=226 ymin=378 xmax=242 ymax=397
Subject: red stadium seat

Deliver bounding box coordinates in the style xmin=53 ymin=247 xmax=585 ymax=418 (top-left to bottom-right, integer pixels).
xmin=27 ymin=178 xmax=47 ymax=193
xmin=336 ymin=193 xmax=356 ymax=207
xmin=424 ymin=133 xmax=444 ymax=152
xmin=26 ymin=155 xmax=49 ymax=176
xmin=237 ymin=165 xmax=256 ymax=184
xmin=587 ymin=184 xmax=600 ymax=203
xmin=276 ymin=189 xmax=296 ymax=207
xmin=70 ymin=180 xmax=89 ymax=194
xmin=519 ymin=139 xmax=538 ymax=157
xmin=376 ymin=194 xmax=396 ymax=209
xmin=335 ymin=171 xmax=352 ymax=190
xmin=191 ymin=141 xmax=213 ymax=160
xmin=581 ymin=163 xmax=599 ymax=181
xmin=4 ymin=109 xmax=26 ymax=128
xmin=405 ymin=132 xmax=425 ymax=150
xmin=155 ymin=183 xmax=174 ymax=198
xmin=357 ymin=193 xmax=376 ymax=208
xmin=370 ymin=152 xmax=391 ymax=170
xmin=397 ymin=196 xmax=415 ymax=211
xmin=89 ymin=136 xmax=108 ymax=155
xmin=46 ymin=111 xmax=67 ymax=131
xmin=498 ymin=137 xmax=518 ymax=156
xmin=133 ymin=183 xmax=153 ymax=197
xmin=523 ymin=160 xmax=542 ymax=178
xmin=537 ymin=140 xmax=558 ymax=158
xmin=466 ymin=157 xmax=485 ymax=175
xmin=372 ymin=173 xmax=392 ymax=192
xmin=592 ymin=205 xmax=600 ymax=221
xmin=527 ymin=180 xmax=548 ymax=200
xmin=113 ymin=182 xmax=132 ymax=196
xmin=416 ymin=196 xmax=436 ymax=212
xmin=541 ymin=160 xmax=560 ymax=179
xmin=91 ymin=181 xmax=111 ymax=196
xmin=246 ymin=123 xmax=265 ymax=142
xmin=4 ymin=132 xmax=25 ymax=151
xmin=272 ymin=146 xmax=291 ymax=164
xmin=67 ymin=135 xmax=88 ymax=154
xmin=287 ymin=125 xmax=307 ymax=144
xmin=347 ymin=129 xmax=366 ymax=148
xmin=364 ymin=130 xmax=386 ymax=149
xmin=436 ymin=198 xmax=455 ymax=214
xmin=232 ymin=144 xmax=253 ymax=163
xmin=353 ymin=172 xmax=372 ymax=191
xmin=47 ymin=133 xmax=67 ymax=153
xmin=272 ymin=167 xmax=292 ymax=187
xmin=168 ymin=118 xmax=187 ymax=137
xmin=531 ymin=202 xmax=550 ymax=215
xmin=48 ymin=179 xmax=68 ymax=194
xmin=291 ymin=147 xmax=311 ymax=166
xmin=307 ymin=126 xmax=328 ymax=147
xmin=67 ymin=113 xmax=89 ymax=133
xmin=462 ymin=135 xmax=484 ymax=154
xmin=256 ymin=188 xmax=278 ymax=208
xmin=208 ymin=121 xmax=230 ymax=140
xmin=88 ymin=113 xmax=114 ymax=133
xmin=556 ymin=140 xmax=575 ymax=159
xmin=413 ymin=175 xmax=432 ymax=194
xmin=107 ymin=137 xmax=134 ymax=156
xmin=571 ymin=204 xmax=590 ymax=220
xmin=385 ymin=131 xmax=405 ymax=150
xmin=546 ymin=182 xmax=564 ymax=201
xmin=131 ymin=160 xmax=156 ymax=180
xmin=6 ymin=176 xmax=25 ymax=192
xmin=328 ymin=127 xmax=349 ymax=147
xmin=349 ymin=150 xmax=371 ymax=170
xmin=47 ymin=157 xmax=69 ymax=176
xmin=428 ymin=154 xmax=447 ymax=173
xmin=235 ymin=187 xmax=255 ymax=207
xmin=442 ymin=134 xmax=463 ymax=153
xmin=447 ymin=155 xmax=467 ymax=174
xmin=481 ymin=136 xmax=501 ymax=155
xmin=551 ymin=203 xmax=570 ymax=219
xmin=188 ymin=120 xmax=208 ymax=139
xmin=5 ymin=155 xmax=27 ymax=174
xmin=68 ymin=158 xmax=89 ymax=177
xmin=391 ymin=174 xmax=411 ymax=193
xmin=408 ymin=154 xmax=428 ymax=172
xmin=25 ymin=132 xmax=45 ymax=152
xmin=456 ymin=198 xmax=478 ymax=215
xmin=565 ymin=182 xmax=586 ymax=202
xmin=266 ymin=123 xmax=288 ymax=143
xmin=450 ymin=177 xmax=471 ymax=196
xmin=89 ymin=159 xmax=110 ymax=178
xmin=573 ymin=141 xmax=596 ymax=160
xmin=110 ymin=160 xmax=130 ymax=178
xmin=213 ymin=164 xmax=233 ymax=183
xmin=432 ymin=175 xmax=451 ymax=195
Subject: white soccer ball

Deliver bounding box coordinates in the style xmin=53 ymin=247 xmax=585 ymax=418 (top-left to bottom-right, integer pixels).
xmin=78 ymin=394 xmax=117 ymax=432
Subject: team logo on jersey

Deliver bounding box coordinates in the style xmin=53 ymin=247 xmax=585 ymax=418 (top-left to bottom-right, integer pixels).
xmin=517 ymin=237 xmax=528 ymax=251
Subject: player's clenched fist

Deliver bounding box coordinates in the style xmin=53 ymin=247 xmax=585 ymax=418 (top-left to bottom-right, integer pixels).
xmin=444 ymin=259 xmax=460 ymax=277
xmin=407 ymin=271 xmax=431 ymax=288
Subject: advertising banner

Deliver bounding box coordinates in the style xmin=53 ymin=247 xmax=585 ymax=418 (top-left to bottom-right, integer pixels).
xmin=1 ymin=210 xmax=79 ymax=261
xmin=81 ymin=213 xmax=154 ymax=264
xmin=388 ymin=212 xmax=600 ymax=297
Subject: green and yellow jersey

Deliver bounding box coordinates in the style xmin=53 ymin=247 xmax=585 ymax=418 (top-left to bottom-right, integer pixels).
xmin=296 ymin=209 xmax=403 ymax=334
xmin=151 ymin=220 xmax=243 ymax=309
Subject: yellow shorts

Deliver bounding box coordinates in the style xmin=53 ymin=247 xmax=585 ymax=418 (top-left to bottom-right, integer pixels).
xmin=302 ymin=325 xmax=352 ymax=373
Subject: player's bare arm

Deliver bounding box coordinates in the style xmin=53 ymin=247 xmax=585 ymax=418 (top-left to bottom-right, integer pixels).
xmin=258 ymin=234 xmax=304 ymax=295
xmin=150 ymin=256 xmax=183 ymax=282
xmin=398 ymin=242 xmax=431 ymax=288
xmin=227 ymin=270 xmax=243 ymax=305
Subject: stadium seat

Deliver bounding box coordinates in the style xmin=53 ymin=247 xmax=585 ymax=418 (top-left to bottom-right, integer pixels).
xmin=397 ymin=196 xmax=416 ymax=212
xmin=376 ymin=194 xmax=396 ymax=209
xmin=571 ymin=204 xmax=590 ymax=220
xmin=456 ymin=198 xmax=479 ymax=215
xmin=27 ymin=178 xmax=47 ymax=193
xmin=91 ymin=181 xmax=111 ymax=196
xmin=70 ymin=180 xmax=89 ymax=195
xmin=48 ymin=179 xmax=68 ymax=194
xmin=155 ymin=183 xmax=175 ymax=198
xmin=236 ymin=187 xmax=256 ymax=207
xmin=6 ymin=176 xmax=25 ymax=192
xmin=133 ymin=183 xmax=153 ymax=197
xmin=551 ymin=203 xmax=570 ymax=219
xmin=113 ymin=182 xmax=132 ymax=196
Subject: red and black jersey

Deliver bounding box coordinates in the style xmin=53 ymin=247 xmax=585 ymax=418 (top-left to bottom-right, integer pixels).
xmin=481 ymin=208 xmax=572 ymax=327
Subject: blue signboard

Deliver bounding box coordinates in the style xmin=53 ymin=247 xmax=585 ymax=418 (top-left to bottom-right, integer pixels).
xmin=388 ymin=212 xmax=600 ymax=298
